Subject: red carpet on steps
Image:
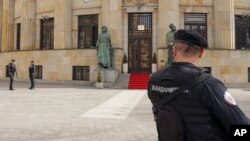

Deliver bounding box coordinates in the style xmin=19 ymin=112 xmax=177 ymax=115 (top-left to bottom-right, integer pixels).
xmin=128 ymin=73 xmax=150 ymax=89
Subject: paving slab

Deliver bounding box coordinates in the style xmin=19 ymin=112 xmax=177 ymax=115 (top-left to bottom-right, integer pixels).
xmin=0 ymin=80 xmax=249 ymax=141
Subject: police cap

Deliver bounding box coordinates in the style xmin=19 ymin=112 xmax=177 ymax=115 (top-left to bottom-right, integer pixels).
xmin=174 ymin=29 xmax=208 ymax=48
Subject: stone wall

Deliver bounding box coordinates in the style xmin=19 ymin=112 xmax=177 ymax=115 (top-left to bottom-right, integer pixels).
xmin=0 ymin=49 xmax=123 ymax=82
xmin=158 ymin=48 xmax=250 ymax=84
xmin=199 ymin=49 xmax=250 ymax=84
xmin=0 ymin=0 xmax=250 ymax=84
xmin=0 ymin=48 xmax=248 ymax=84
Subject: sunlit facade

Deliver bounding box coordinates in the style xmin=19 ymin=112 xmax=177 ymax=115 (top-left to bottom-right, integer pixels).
xmin=0 ymin=0 xmax=250 ymax=85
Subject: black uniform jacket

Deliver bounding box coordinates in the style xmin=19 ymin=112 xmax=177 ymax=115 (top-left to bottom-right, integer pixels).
xmin=8 ymin=63 xmax=16 ymax=77
xmin=148 ymin=62 xmax=250 ymax=139
xmin=29 ymin=64 xmax=35 ymax=76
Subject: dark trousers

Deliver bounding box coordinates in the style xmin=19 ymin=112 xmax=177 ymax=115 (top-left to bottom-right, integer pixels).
xmin=9 ymin=76 xmax=14 ymax=90
xmin=29 ymin=75 xmax=35 ymax=88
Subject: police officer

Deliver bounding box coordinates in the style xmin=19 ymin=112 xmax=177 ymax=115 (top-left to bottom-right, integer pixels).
xmin=29 ymin=60 xmax=35 ymax=89
xmin=8 ymin=59 xmax=16 ymax=90
xmin=148 ymin=29 xmax=250 ymax=141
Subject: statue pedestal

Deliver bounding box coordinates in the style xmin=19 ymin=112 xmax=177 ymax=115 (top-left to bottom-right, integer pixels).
xmin=94 ymin=69 xmax=118 ymax=87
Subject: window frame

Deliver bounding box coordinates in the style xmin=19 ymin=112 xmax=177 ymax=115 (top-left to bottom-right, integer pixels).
xmin=5 ymin=65 xmax=10 ymax=77
xmin=72 ymin=66 xmax=90 ymax=81
xmin=184 ymin=13 xmax=208 ymax=40
xmin=16 ymin=23 xmax=21 ymax=50
xmin=40 ymin=18 xmax=54 ymax=50
xmin=235 ymin=15 xmax=250 ymax=50
xmin=78 ymin=15 xmax=98 ymax=48
xmin=248 ymin=68 xmax=250 ymax=82
xmin=34 ymin=65 xmax=43 ymax=79
xmin=203 ymin=67 xmax=212 ymax=74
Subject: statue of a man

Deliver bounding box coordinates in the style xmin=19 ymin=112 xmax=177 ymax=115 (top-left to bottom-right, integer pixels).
xmin=166 ymin=23 xmax=176 ymax=67
xmin=96 ymin=26 xmax=113 ymax=69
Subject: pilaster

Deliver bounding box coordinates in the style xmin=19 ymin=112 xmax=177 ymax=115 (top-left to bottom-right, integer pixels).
xmin=101 ymin=0 xmax=122 ymax=48
xmin=214 ymin=0 xmax=235 ymax=49
xmin=54 ymin=0 xmax=72 ymax=49
xmin=1 ymin=0 xmax=15 ymax=52
xmin=0 ymin=0 xmax=3 ymax=52
xmin=21 ymin=0 xmax=36 ymax=50
xmin=158 ymin=0 xmax=179 ymax=48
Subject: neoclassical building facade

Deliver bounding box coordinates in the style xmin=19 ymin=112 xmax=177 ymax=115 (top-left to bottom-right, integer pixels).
xmin=0 ymin=0 xmax=250 ymax=85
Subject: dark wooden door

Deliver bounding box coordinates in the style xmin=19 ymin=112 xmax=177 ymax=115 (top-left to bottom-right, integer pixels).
xmin=128 ymin=13 xmax=152 ymax=73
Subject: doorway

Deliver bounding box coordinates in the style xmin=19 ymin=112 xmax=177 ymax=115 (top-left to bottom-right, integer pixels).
xmin=128 ymin=13 xmax=152 ymax=73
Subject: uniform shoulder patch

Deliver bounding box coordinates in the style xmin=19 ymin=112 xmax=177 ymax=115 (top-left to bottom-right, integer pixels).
xmin=224 ymin=91 xmax=237 ymax=106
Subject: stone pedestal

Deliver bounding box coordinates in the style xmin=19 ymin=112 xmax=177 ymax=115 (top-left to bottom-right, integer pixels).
xmin=94 ymin=69 xmax=118 ymax=87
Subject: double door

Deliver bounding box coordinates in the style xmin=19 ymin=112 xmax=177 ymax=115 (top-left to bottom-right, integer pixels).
xmin=128 ymin=13 xmax=152 ymax=73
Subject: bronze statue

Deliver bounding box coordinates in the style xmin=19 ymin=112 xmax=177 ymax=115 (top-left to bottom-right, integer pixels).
xmin=96 ymin=26 xmax=113 ymax=69
xmin=166 ymin=23 xmax=176 ymax=67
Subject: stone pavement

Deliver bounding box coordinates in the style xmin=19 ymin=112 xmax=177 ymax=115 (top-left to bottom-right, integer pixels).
xmin=0 ymin=80 xmax=249 ymax=141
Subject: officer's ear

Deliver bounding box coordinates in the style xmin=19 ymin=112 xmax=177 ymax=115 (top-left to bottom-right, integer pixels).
xmin=173 ymin=46 xmax=177 ymax=57
xmin=198 ymin=48 xmax=204 ymax=58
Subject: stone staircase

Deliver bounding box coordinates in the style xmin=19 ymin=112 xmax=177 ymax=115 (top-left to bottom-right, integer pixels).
xmin=110 ymin=74 xmax=130 ymax=89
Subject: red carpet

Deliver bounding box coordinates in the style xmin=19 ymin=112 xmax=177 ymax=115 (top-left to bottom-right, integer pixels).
xmin=128 ymin=73 xmax=150 ymax=89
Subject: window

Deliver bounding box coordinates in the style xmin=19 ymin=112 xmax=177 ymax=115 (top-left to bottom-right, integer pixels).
xmin=203 ymin=67 xmax=211 ymax=74
xmin=78 ymin=15 xmax=98 ymax=48
xmin=235 ymin=15 xmax=250 ymax=50
xmin=184 ymin=13 xmax=207 ymax=39
xmin=16 ymin=23 xmax=21 ymax=50
xmin=6 ymin=65 xmax=9 ymax=77
xmin=248 ymin=68 xmax=250 ymax=82
xmin=34 ymin=65 xmax=43 ymax=79
xmin=73 ymin=66 xmax=90 ymax=81
xmin=40 ymin=18 xmax=54 ymax=50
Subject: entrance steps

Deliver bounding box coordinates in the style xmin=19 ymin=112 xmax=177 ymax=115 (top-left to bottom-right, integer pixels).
xmin=110 ymin=74 xmax=130 ymax=89
xmin=128 ymin=73 xmax=150 ymax=89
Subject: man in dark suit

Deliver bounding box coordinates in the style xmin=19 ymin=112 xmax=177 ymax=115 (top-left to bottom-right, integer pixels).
xmin=29 ymin=60 xmax=35 ymax=89
xmin=8 ymin=59 xmax=16 ymax=90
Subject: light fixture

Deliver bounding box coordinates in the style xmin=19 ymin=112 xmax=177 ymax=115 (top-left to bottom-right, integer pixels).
xmin=42 ymin=15 xmax=49 ymax=21
xmin=242 ymin=13 xmax=250 ymax=18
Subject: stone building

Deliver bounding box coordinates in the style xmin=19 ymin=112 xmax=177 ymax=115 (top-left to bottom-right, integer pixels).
xmin=0 ymin=0 xmax=250 ymax=86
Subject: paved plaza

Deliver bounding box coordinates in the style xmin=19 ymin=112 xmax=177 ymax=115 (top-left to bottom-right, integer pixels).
xmin=0 ymin=80 xmax=250 ymax=141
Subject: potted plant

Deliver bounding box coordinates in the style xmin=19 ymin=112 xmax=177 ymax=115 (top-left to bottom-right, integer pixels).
xmin=123 ymin=53 xmax=128 ymax=74
xmin=96 ymin=71 xmax=104 ymax=88
xmin=152 ymin=52 xmax=157 ymax=73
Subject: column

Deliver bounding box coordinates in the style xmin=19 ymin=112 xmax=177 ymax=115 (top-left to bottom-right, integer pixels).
xmin=158 ymin=0 xmax=179 ymax=48
xmin=21 ymin=0 xmax=36 ymax=50
xmin=1 ymin=0 xmax=15 ymax=52
xmin=54 ymin=0 xmax=72 ymax=49
xmin=0 ymin=0 xmax=3 ymax=52
xmin=214 ymin=0 xmax=234 ymax=49
xmin=101 ymin=0 xmax=122 ymax=48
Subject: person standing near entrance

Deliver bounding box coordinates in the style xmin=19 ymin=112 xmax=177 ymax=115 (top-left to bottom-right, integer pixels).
xmin=29 ymin=60 xmax=35 ymax=89
xmin=7 ymin=59 xmax=16 ymax=90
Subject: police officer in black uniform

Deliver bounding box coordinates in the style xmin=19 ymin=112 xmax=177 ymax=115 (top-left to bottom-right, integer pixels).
xmin=29 ymin=60 xmax=35 ymax=89
xmin=148 ymin=29 xmax=250 ymax=141
xmin=8 ymin=59 xmax=16 ymax=90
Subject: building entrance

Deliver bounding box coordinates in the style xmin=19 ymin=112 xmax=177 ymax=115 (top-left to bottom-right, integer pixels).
xmin=128 ymin=13 xmax=152 ymax=73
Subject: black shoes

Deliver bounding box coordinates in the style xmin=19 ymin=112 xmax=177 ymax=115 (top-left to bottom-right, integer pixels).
xmin=9 ymin=89 xmax=14 ymax=91
xmin=29 ymin=87 xmax=34 ymax=90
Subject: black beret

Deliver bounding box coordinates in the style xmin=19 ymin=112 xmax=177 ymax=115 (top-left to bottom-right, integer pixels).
xmin=174 ymin=29 xmax=208 ymax=48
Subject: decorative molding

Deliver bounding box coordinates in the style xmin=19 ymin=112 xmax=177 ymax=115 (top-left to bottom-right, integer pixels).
xmin=122 ymin=0 xmax=158 ymax=10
